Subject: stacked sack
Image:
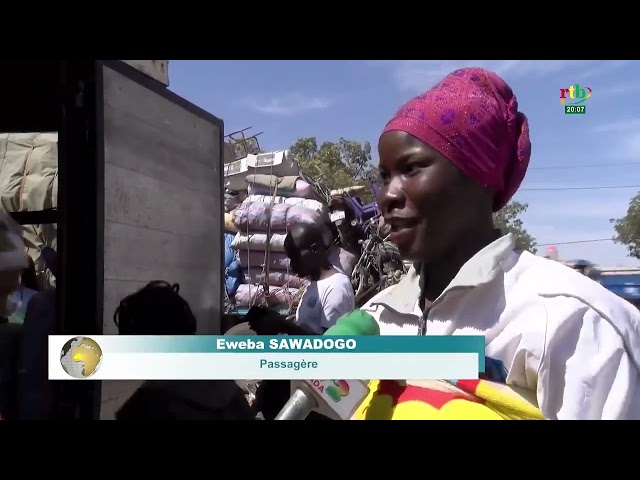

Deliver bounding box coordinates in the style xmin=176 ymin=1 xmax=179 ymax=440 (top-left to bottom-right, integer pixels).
xmin=231 ymin=174 xmax=329 ymax=310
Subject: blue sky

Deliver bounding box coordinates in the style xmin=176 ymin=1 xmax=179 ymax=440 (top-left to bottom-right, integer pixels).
xmin=169 ymin=60 xmax=640 ymax=266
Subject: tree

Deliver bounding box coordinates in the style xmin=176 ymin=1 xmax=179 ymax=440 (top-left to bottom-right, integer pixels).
xmin=493 ymin=201 xmax=537 ymax=253
xmin=611 ymin=193 xmax=640 ymax=258
xmin=290 ymin=137 xmax=376 ymax=202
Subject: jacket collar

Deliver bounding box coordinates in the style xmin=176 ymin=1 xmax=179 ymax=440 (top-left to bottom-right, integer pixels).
xmin=373 ymin=234 xmax=516 ymax=314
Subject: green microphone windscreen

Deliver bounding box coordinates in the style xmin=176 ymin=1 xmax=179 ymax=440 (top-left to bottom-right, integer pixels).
xmin=324 ymin=310 xmax=380 ymax=336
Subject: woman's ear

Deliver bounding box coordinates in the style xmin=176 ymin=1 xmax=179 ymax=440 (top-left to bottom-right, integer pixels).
xmin=172 ymin=283 xmax=180 ymax=293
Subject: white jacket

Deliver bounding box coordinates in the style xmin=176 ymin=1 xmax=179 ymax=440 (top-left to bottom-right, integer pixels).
xmin=361 ymin=234 xmax=640 ymax=420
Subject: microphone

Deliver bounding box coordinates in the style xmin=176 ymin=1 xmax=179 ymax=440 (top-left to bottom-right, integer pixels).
xmin=274 ymin=311 xmax=379 ymax=420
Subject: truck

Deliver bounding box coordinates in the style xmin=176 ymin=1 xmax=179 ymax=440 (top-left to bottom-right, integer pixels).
xmin=598 ymin=267 xmax=640 ymax=310
xmin=0 ymin=60 xmax=225 ymax=419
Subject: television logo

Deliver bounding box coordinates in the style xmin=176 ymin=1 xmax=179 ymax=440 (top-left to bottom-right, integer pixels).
xmin=306 ymin=379 xmax=370 ymax=419
xmin=560 ymin=84 xmax=592 ymax=115
xmin=326 ymin=380 xmax=350 ymax=402
xmin=309 ymin=379 xmax=353 ymax=403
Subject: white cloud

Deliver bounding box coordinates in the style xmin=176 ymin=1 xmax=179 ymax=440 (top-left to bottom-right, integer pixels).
xmin=245 ymin=94 xmax=332 ymax=116
xmin=369 ymin=60 xmax=631 ymax=93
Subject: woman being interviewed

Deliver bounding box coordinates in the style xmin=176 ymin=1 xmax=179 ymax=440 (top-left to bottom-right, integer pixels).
xmin=360 ymin=67 xmax=640 ymax=420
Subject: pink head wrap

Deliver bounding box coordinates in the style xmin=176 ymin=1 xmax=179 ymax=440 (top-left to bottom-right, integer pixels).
xmin=382 ymin=67 xmax=531 ymax=211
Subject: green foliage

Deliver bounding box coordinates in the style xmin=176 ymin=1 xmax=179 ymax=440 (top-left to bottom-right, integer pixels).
xmin=611 ymin=193 xmax=640 ymax=258
xmin=290 ymin=137 xmax=377 ymax=203
xmin=493 ymin=201 xmax=537 ymax=253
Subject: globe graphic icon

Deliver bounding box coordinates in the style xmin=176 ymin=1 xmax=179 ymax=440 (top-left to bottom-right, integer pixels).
xmin=60 ymin=336 xmax=103 ymax=379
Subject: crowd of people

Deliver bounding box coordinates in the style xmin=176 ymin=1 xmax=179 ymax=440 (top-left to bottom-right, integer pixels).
xmin=1 ymin=66 xmax=639 ymax=420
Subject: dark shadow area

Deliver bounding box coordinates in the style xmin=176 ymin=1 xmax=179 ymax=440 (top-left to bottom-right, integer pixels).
xmin=0 ymin=61 xmax=103 ymax=420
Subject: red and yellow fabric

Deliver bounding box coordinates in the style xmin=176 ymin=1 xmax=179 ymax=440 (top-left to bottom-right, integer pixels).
xmin=352 ymin=379 xmax=544 ymax=420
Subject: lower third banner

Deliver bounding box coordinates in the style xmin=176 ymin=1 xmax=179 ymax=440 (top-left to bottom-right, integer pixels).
xmin=48 ymin=335 xmax=485 ymax=380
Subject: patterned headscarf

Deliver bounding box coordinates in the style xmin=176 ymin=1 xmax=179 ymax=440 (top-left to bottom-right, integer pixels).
xmin=382 ymin=67 xmax=531 ymax=211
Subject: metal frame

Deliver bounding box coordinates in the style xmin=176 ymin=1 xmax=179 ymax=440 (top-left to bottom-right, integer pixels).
xmin=56 ymin=61 xmax=104 ymax=419
xmin=225 ymin=126 xmax=263 ymax=160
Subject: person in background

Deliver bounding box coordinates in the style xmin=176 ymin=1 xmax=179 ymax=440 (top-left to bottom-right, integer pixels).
xmin=0 ymin=211 xmax=28 ymax=420
xmin=224 ymin=231 xmax=243 ymax=298
xmin=8 ymin=255 xmax=39 ymax=324
xmin=363 ymin=67 xmax=640 ymax=420
xmin=327 ymin=236 xmax=358 ymax=278
xmin=290 ymin=223 xmax=355 ymax=334
xmin=17 ymin=246 xmax=57 ymax=420
xmin=246 ymin=224 xmax=355 ymax=420
xmin=20 ymin=255 xmax=38 ymax=291
xmin=114 ymin=280 xmax=255 ymax=420
xmin=326 ymin=195 xmax=361 ymax=277
xmin=250 ymin=223 xmax=355 ymax=336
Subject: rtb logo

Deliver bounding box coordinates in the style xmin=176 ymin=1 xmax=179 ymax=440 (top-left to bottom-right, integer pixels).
xmin=560 ymin=84 xmax=592 ymax=115
xmin=559 ymin=84 xmax=592 ymax=105
xmin=325 ymin=380 xmax=350 ymax=402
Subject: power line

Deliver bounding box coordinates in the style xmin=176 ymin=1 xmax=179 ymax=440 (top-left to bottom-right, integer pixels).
xmin=535 ymin=238 xmax=617 ymax=247
xmin=530 ymin=162 xmax=640 ymax=170
xmin=521 ymin=185 xmax=640 ymax=191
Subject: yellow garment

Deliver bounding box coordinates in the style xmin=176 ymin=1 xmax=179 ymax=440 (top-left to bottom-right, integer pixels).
xmin=353 ymin=379 xmax=544 ymax=420
xmin=224 ymin=212 xmax=238 ymax=233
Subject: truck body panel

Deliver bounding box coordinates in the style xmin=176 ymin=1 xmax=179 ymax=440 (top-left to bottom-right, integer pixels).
xmin=99 ymin=62 xmax=224 ymax=418
xmin=121 ymin=60 xmax=169 ymax=86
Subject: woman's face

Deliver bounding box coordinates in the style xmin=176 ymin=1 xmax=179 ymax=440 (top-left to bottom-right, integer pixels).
xmin=377 ymin=131 xmax=487 ymax=262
